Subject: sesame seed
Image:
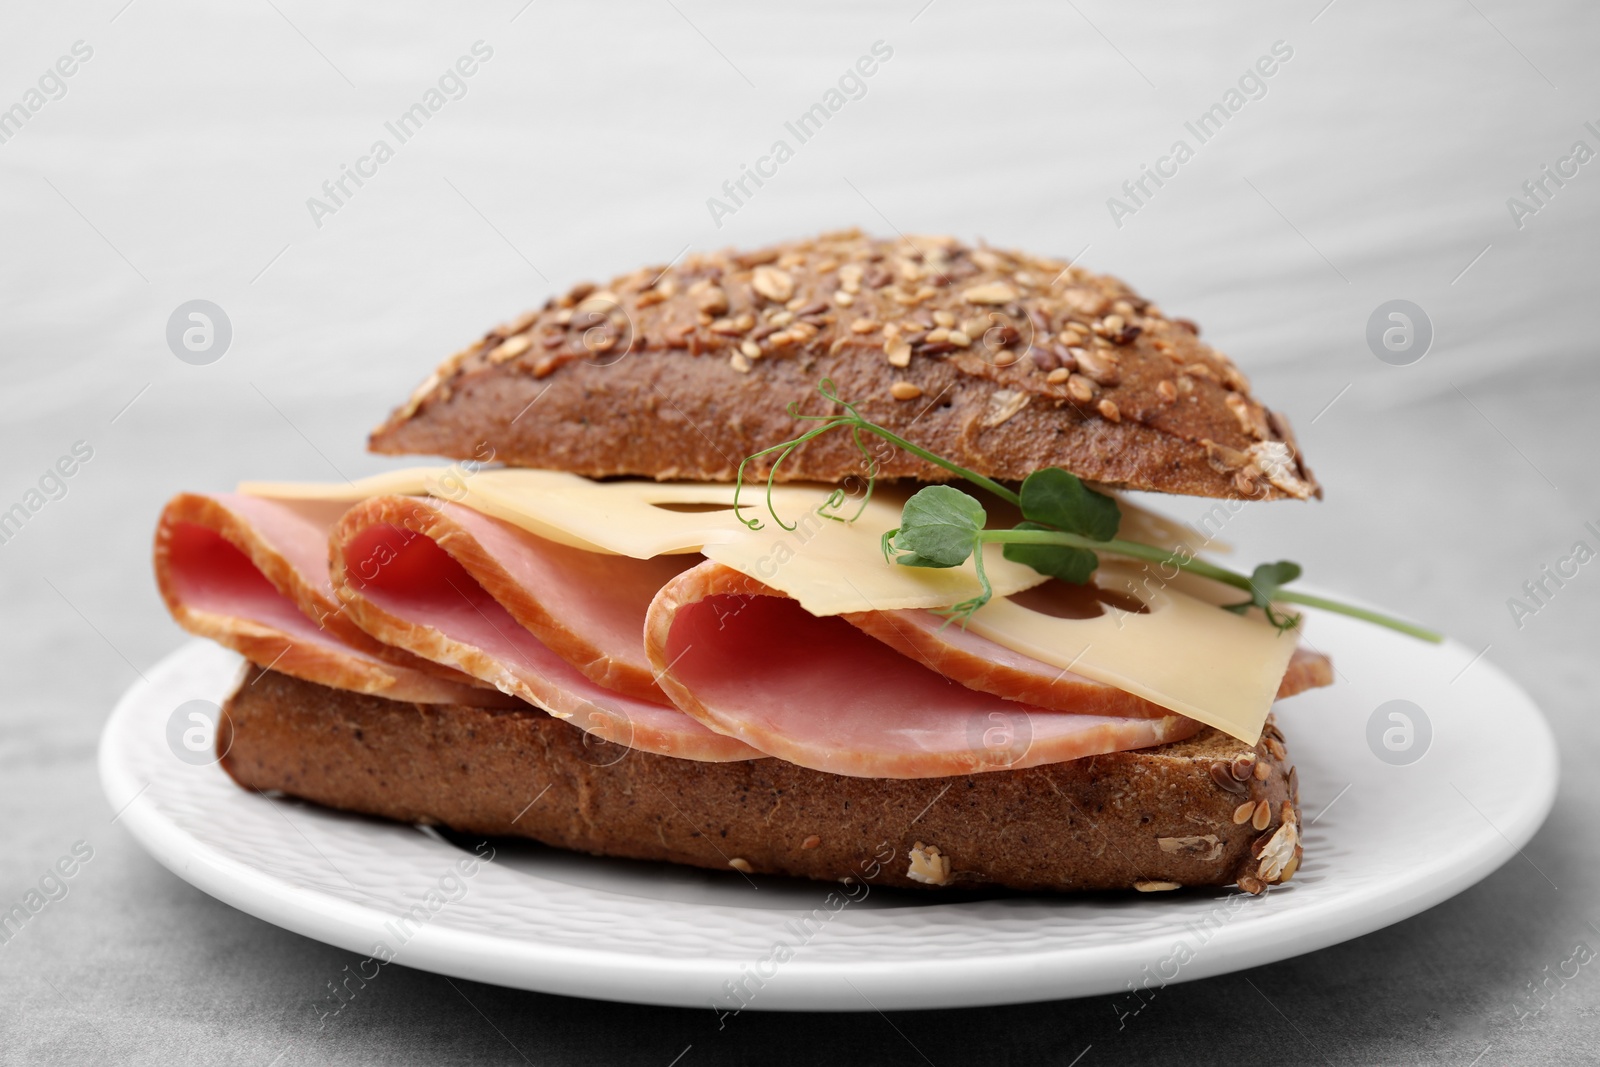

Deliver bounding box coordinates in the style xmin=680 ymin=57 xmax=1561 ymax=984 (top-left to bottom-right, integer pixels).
xmin=1067 ymin=374 xmax=1096 ymax=403
xmin=1075 ymin=347 xmax=1121 ymax=385
xmin=1097 ymin=398 xmax=1121 ymax=422
xmin=1157 ymin=379 xmax=1178 ymax=402
xmin=751 ymin=265 xmax=795 ymax=302
xmin=1209 ymin=760 xmax=1248 ymax=794
xmin=689 ymin=280 xmax=728 ymax=315
xmin=728 ymin=857 xmax=754 ymax=874
xmin=1253 ymin=761 xmax=1271 ymax=781
xmin=740 ymin=340 xmax=761 ymax=359
xmin=850 ymin=318 xmax=881 ymax=334
xmin=833 ymin=290 xmax=854 ymax=306
xmin=948 ymin=330 xmax=971 ymax=348
xmin=1046 ymin=367 xmax=1072 ymax=384
xmin=769 ymin=310 xmax=795 ymax=327
xmin=932 ymin=310 xmax=956 ymax=328
xmin=925 ymin=327 xmax=950 ymax=344
xmin=488 ymin=334 xmax=532 ymax=364
xmin=801 ymin=834 xmax=821 ymax=850
xmin=890 ymin=380 xmax=922 ymax=400
xmin=962 ymin=281 xmax=1018 ymax=305
xmin=730 ymin=351 xmax=752 ymax=373
xmin=885 ymin=337 xmax=912 ymax=367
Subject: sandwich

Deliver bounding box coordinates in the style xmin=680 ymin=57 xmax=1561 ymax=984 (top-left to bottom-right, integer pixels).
xmin=152 ymin=230 xmax=1434 ymax=895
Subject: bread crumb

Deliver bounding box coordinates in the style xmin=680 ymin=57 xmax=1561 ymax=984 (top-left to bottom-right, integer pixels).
xmin=907 ymin=842 xmax=952 ymax=886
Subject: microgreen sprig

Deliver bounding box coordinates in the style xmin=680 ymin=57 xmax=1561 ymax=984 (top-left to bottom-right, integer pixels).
xmin=735 ymin=380 xmax=1442 ymax=642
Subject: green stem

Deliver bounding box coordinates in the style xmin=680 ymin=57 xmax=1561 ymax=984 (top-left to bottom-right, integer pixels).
xmin=1274 ymin=590 xmax=1442 ymax=643
xmin=977 ymin=529 xmax=1442 ymax=642
xmin=861 ymin=422 xmax=1022 ymax=507
xmin=980 ymin=529 xmax=1245 ymax=586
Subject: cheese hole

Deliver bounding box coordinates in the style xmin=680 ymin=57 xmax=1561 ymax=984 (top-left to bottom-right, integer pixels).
xmin=650 ymin=502 xmax=735 ymax=514
xmin=1008 ymin=580 xmax=1147 ymax=620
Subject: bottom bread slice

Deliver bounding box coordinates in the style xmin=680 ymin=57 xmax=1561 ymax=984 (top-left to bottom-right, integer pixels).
xmin=219 ymin=666 xmax=1305 ymax=894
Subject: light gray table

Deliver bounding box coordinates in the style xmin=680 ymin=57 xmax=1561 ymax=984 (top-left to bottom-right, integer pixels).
xmin=3 ymin=1 xmax=1597 ymax=1063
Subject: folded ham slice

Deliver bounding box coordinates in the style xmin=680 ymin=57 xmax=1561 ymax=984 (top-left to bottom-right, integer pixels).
xmin=645 ymin=561 xmax=1208 ymax=779
xmin=329 ymin=496 xmax=761 ymax=762
xmin=843 ymin=583 xmax=1333 ymax=718
xmin=154 ymin=493 xmax=505 ymax=705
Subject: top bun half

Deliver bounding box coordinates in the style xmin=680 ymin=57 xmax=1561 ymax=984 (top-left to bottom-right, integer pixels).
xmin=370 ymin=230 xmax=1319 ymax=502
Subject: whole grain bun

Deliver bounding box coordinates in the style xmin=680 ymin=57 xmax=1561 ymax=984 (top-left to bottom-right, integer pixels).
xmin=370 ymin=231 xmax=1319 ymax=502
xmin=221 ymin=665 xmax=1305 ymax=894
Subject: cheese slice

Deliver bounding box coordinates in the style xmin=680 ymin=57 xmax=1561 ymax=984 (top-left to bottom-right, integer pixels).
xmin=965 ymin=561 xmax=1299 ymax=744
xmin=424 ymin=468 xmax=789 ymax=556
xmin=238 ymin=467 xmax=443 ymax=502
xmin=437 ymin=469 xmax=1051 ymax=615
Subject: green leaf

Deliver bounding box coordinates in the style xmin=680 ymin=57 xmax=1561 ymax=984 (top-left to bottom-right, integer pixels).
xmin=1018 ymin=468 xmax=1120 ymax=541
xmin=894 ymin=552 xmax=957 ymax=569
xmin=1223 ymin=560 xmax=1304 ymax=633
xmin=1249 ymin=561 xmax=1302 ymax=591
xmin=1001 ymin=522 xmax=1100 ymax=584
xmin=892 ymin=486 xmax=985 ymax=567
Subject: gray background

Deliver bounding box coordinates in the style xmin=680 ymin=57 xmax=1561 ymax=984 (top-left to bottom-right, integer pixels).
xmin=2 ymin=0 xmax=1597 ymax=1063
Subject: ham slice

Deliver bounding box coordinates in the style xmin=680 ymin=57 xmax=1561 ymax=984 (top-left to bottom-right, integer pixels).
xmin=154 ymin=493 xmax=505 ymax=705
xmin=329 ymin=496 xmax=760 ymax=762
xmin=843 ymin=583 xmax=1332 ymax=717
xmin=645 ymin=561 xmax=1207 ymax=779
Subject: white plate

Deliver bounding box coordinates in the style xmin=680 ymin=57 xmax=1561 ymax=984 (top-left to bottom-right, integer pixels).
xmin=99 ymin=616 xmax=1557 ymax=1012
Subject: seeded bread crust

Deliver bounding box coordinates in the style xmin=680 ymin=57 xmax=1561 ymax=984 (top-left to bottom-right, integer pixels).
xmin=220 ymin=666 xmax=1304 ymax=894
xmin=369 ymin=231 xmax=1319 ymax=502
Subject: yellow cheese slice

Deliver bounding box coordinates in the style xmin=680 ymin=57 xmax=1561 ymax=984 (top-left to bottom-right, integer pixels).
xmin=967 ymin=561 xmax=1298 ymax=744
xmin=238 ymin=467 xmax=443 ymax=501
xmin=435 ymin=469 xmax=1051 ymax=614
xmin=425 ymin=468 xmax=800 ymax=556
